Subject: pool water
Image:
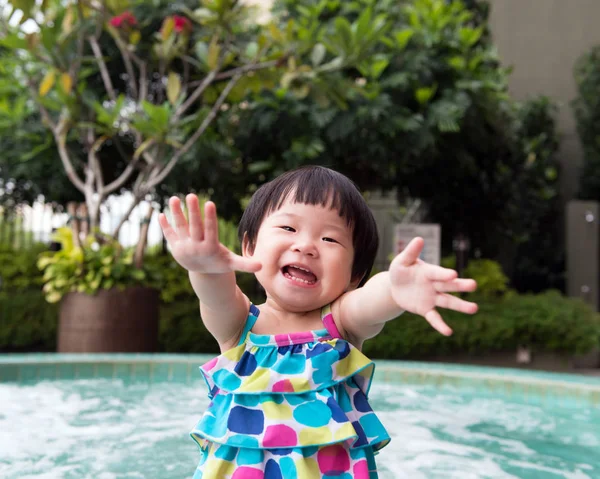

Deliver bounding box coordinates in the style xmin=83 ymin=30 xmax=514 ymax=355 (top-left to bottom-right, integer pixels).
xmin=2 ymin=376 xmax=599 ymax=479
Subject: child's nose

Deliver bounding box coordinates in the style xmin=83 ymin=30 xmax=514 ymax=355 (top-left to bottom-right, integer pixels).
xmin=292 ymin=239 xmax=318 ymax=257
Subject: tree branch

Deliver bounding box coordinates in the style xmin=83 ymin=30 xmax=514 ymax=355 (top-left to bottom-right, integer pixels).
xmin=112 ymin=33 xmax=138 ymax=98
xmin=112 ymin=194 xmax=142 ymax=239
xmin=143 ymin=73 xmax=241 ymax=191
xmin=173 ymin=69 xmax=217 ymax=120
xmin=189 ymin=59 xmax=279 ymax=87
xmin=88 ymin=35 xmax=117 ymax=101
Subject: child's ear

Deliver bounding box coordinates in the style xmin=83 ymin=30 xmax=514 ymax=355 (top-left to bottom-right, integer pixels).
xmin=241 ymin=233 xmax=254 ymax=257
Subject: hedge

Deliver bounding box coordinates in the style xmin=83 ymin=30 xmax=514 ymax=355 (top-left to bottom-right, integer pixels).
xmin=2 ymin=289 xmax=599 ymax=358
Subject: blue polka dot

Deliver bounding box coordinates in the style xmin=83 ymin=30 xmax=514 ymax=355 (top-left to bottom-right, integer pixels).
xmin=230 ymin=434 xmax=260 ymax=448
xmin=234 ymin=351 xmax=258 ymax=376
xmin=199 ymin=412 xmax=227 ymax=437
xmin=256 ymin=350 xmax=278 ymax=368
xmin=302 ymin=446 xmax=319 ymax=457
xmin=360 ymin=413 xmax=387 ymax=439
xmin=293 ymin=400 xmax=332 ymax=427
xmin=353 ymin=390 xmax=372 ymax=413
xmin=333 ymin=341 xmax=351 ymax=360
xmin=249 ymin=333 xmax=271 ymax=345
xmin=234 ymin=394 xmax=260 ymax=407
xmin=270 ymin=448 xmax=293 ymax=456
xmin=265 ymin=459 xmax=283 ymax=479
xmin=336 ymin=387 xmax=353 ymax=413
xmin=312 ymin=364 xmax=333 ymax=385
xmin=280 ymin=456 xmax=297 ymax=478
xmin=212 ymin=369 xmax=242 ymax=391
xmin=215 ymin=444 xmax=237 ymax=461
xmin=260 ymin=394 xmax=284 ymax=404
xmin=237 ymin=447 xmax=263 ymax=465
xmin=352 ymin=420 xmax=367 ymax=447
xmin=273 ymin=353 xmax=306 ymax=375
xmin=306 ymin=342 xmax=332 ymax=358
xmin=286 ymin=394 xmax=309 ymax=406
xmin=227 ymin=406 xmax=264 ymax=434
xmin=327 ymin=396 xmax=348 ymax=423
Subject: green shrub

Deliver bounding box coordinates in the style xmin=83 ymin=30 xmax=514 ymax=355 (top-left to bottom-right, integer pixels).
xmin=0 ymin=290 xmax=58 ymax=352
xmin=363 ymin=290 xmax=600 ymax=359
xmin=0 ymin=244 xmax=47 ymax=292
xmin=442 ymin=256 xmax=509 ymax=298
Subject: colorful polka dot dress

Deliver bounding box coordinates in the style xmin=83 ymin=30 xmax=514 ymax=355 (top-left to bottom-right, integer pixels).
xmin=190 ymin=304 xmax=390 ymax=478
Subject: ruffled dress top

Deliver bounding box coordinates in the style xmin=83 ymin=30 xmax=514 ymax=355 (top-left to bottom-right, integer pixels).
xmin=190 ymin=304 xmax=390 ymax=479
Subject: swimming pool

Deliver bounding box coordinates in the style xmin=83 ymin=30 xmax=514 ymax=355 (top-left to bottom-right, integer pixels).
xmin=1 ymin=354 xmax=599 ymax=478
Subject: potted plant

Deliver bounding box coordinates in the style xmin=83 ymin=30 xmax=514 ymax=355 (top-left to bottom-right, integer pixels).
xmin=0 ymin=0 xmax=388 ymax=352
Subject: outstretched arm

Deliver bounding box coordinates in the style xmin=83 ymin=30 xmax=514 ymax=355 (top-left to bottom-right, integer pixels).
xmin=334 ymin=237 xmax=478 ymax=342
xmin=159 ymin=195 xmax=261 ymax=349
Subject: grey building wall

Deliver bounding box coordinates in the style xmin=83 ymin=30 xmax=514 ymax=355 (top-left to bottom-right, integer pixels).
xmin=488 ymin=0 xmax=600 ymax=202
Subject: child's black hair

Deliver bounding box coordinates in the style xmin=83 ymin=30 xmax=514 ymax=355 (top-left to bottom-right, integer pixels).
xmin=238 ymin=166 xmax=379 ymax=286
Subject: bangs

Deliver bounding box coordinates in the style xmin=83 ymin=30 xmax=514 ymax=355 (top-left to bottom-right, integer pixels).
xmin=265 ymin=169 xmax=356 ymax=228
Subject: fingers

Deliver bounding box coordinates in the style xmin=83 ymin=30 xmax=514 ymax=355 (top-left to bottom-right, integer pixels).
xmin=169 ymin=196 xmax=189 ymax=238
xmin=435 ymin=293 xmax=478 ymax=314
xmin=203 ymin=201 xmax=219 ymax=244
xmin=424 ymin=309 xmax=453 ymax=336
xmin=228 ymin=252 xmax=262 ymax=273
xmin=423 ymin=263 xmax=457 ymax=282
xmin=396 ymin=237 xmax=424 ymax=266
xmin=158 ymin=212 xmax=177 ymax=244
xmin=434 ymin=278 xmax=477 ymax=293
xmin=186 ymin=194 xmax=204 ymax=241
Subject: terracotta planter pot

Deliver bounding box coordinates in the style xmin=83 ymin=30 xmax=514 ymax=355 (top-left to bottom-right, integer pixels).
xmin=58 ymin=287 xmax=159 ymax=353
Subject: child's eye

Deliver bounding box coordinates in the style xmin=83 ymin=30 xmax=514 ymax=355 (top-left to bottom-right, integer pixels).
xmin=322 ymin=237 xmax=338 ymax=243
xmin=280 ymin=226 xmax=295 ymax=232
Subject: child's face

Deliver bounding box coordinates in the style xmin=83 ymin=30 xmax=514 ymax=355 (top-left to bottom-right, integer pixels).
xmin=243 ymin=197 xmax=357 ymax=313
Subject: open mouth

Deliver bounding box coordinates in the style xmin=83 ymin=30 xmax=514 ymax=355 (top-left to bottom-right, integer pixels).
xmin=282 ymin=265 xmax=318 ymax=285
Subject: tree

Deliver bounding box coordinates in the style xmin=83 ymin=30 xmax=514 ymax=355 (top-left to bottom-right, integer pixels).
xmin=0 ymin=0 xmax=388 ymax=249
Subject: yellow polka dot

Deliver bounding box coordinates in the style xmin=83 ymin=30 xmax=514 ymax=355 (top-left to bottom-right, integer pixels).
xmin=223 ymin=344 xmax=244 ymax=361
xmin=299 ymin=425 xmax=332 ymax=445
xmin=240 ymin=369 xmax=270 ymax=392
xmin=296 ymin=458 xmax=320 ymax=479
xmin=334 ymin=422 xmax=356 ymax=442
xmin=204 ymin=458 xmax=236 ymax=476
xmin=288 ymin=376 xmax=310 ymax=391
xmin=262 ymin=401 xmax=292 ymax=420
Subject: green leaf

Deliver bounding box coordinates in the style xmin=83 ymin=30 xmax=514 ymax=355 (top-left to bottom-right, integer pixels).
xmin=334 ymin=17 xmax=354 ymax=53
xmin=415 ymin=85 xmax=437 ymax=105
xmin=394 ymin=29 xmax=414 ymax=50
xmin=39 ymin=70 xmax=56 ymax=97
xmin=311 ymin=43 xmax=326 ymax=67
xmin=207 ymin=37 xmax=221 ymax=71
xmin=167 ymin=72 xmax=181 ymax=105
xmin=245 ymin=42 xmax=258 ymax=60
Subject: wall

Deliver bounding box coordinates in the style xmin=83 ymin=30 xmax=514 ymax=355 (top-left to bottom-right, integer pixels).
xmin=488 ymin=0 xmax=600 ymax=202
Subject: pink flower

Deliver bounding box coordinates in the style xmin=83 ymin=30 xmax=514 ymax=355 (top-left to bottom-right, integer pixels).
xmin=173 ymin=15 xmax=192 ymax=34
xmin=109 ymin=11 xmax=137 ymax=29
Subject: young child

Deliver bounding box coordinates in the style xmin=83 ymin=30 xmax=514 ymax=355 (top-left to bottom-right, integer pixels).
xmin=159 ymin=166 xmax=478 ymax=479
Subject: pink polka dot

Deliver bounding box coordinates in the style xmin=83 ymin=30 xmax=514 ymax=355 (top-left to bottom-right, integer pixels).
xmin=232 ymin=467 xmax=264 ymax=479
xmin=353 ymin=459 xmax=370 ymax=479
xmin=272 ymin=379 xmax=295 ymax=392
xmin=263 ymin=425 xmax=297 ymax=447
xmin=317 ymin=444 xmax=350 ymax=473
xmin=202 ymin=357 xmax=218 ymax=371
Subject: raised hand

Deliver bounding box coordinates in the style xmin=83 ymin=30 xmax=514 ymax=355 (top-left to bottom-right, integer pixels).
xmin=158 ymin=195 xmax=261 ymax=274
xmin=389 ymin=237 xmax=478 ymax=336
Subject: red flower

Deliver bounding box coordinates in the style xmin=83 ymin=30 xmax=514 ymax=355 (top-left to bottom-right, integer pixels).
xmin=109 ymin=11 xmax=137 ymax=29
xmin=173 ymin=15 xmax=192 ymax=34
